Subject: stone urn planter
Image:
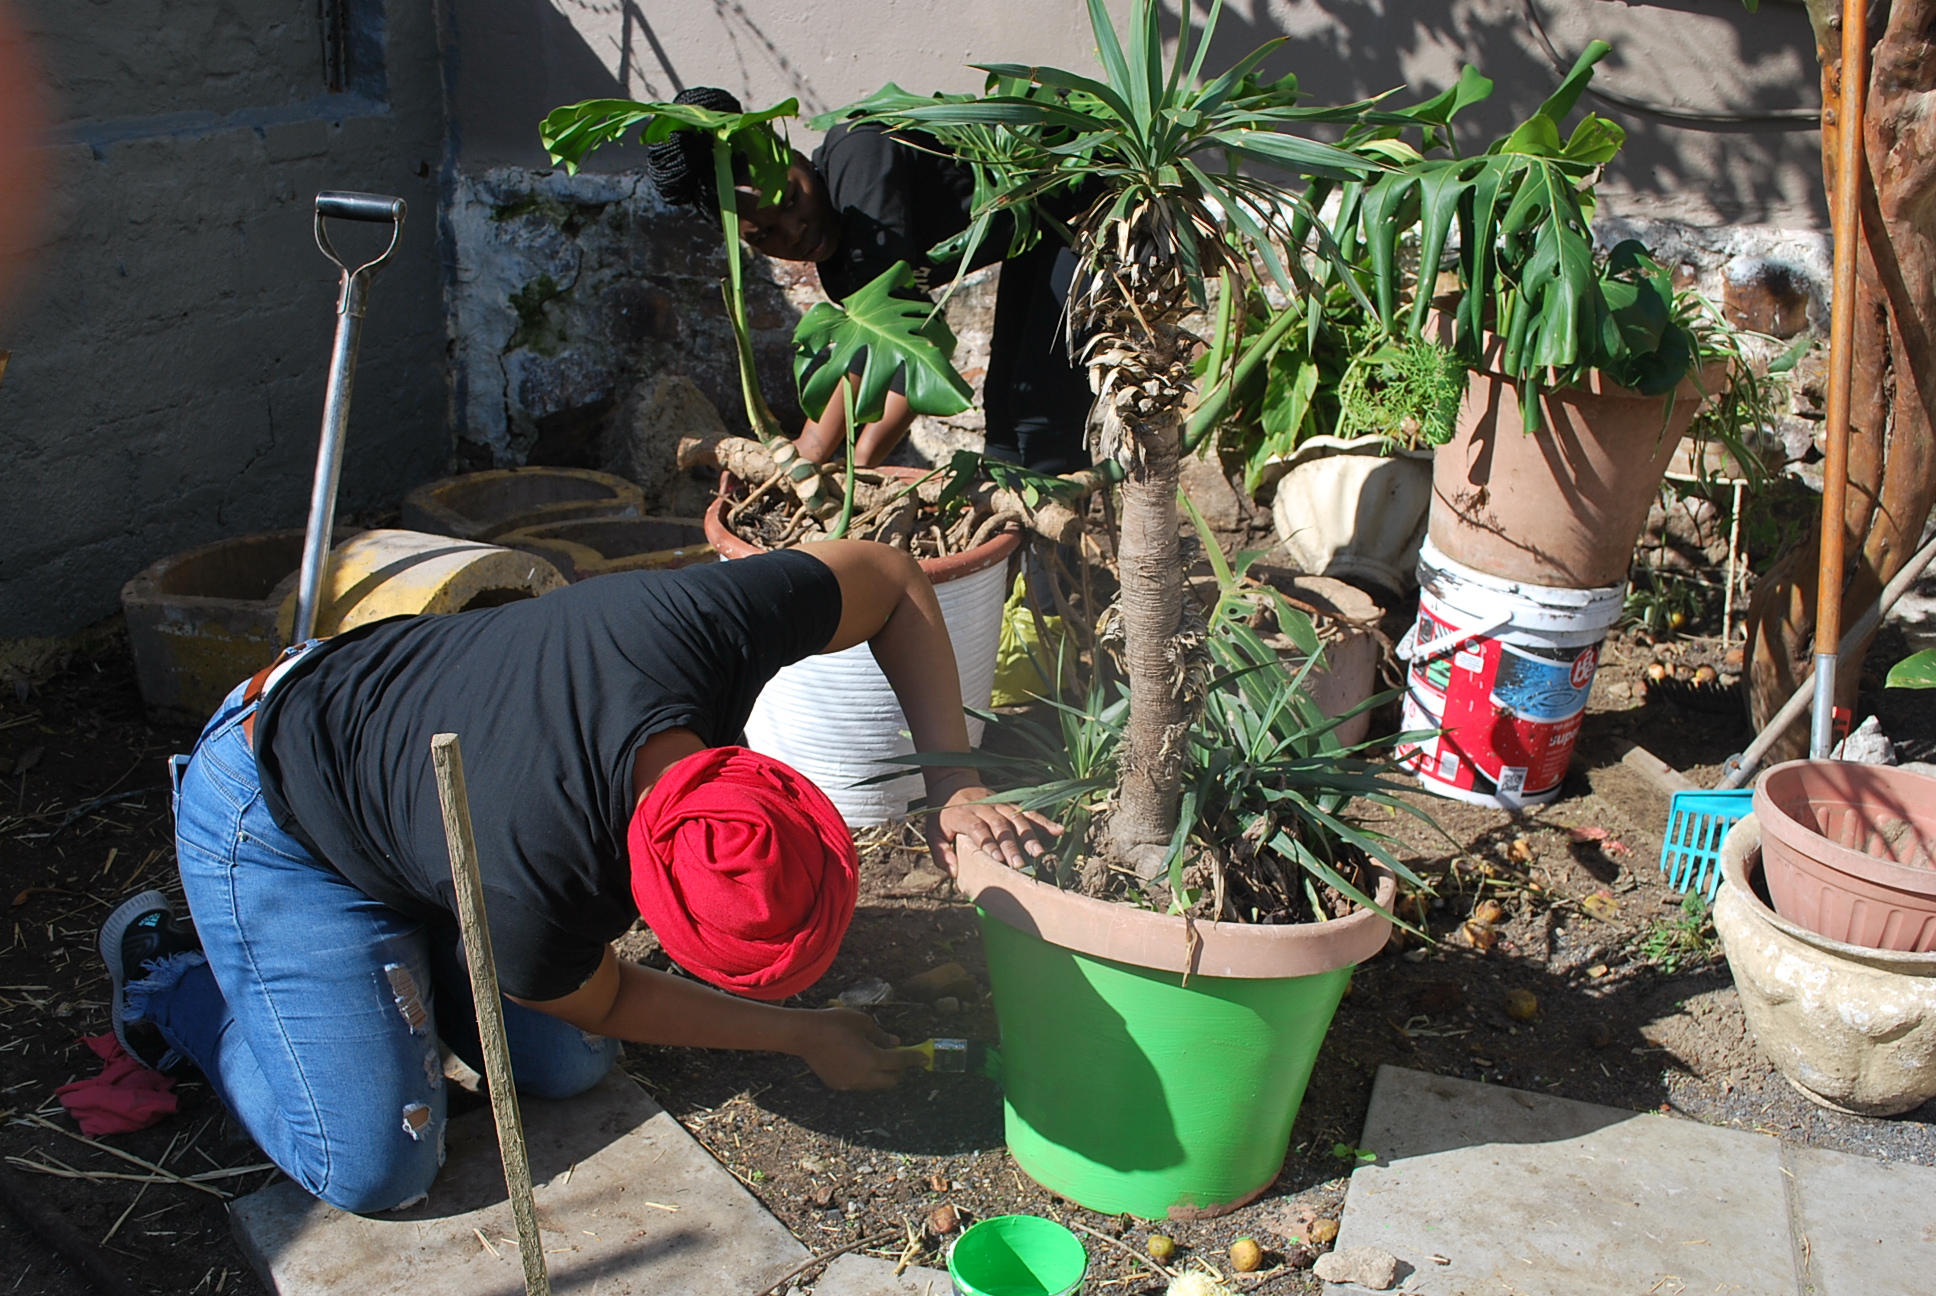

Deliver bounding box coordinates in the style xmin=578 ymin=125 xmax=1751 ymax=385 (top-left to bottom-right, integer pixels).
xmin=1268 ymin=436 xmax=1433 ymax=597
xmin=705 ymin=468 xmax=1021 ymax=825
xmin=1714 ymin=816 xmax=1936 ymax=1115
xmin=1752 ymin=760 xmax=1936 ymax=952
xmin=271 ymin=530 xmax=567 ymax=640
xmin=497 ymin=517 xmax=712 ymax=582
xmin=955 ymin=844 xmax=1394 ymax=1219
xmin=401 ymin=468 xmax=645 ymax=542
xmin=1427 ymin=316 xmax=1722 ymax=589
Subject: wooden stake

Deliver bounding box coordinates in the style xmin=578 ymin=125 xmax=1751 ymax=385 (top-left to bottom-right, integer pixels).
xmin=431 ymin=733 xmax=551 ymax=1296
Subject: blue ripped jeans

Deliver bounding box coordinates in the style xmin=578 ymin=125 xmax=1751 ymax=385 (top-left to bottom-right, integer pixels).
xmin=135 ymin=677 xmax=619 ymax=1213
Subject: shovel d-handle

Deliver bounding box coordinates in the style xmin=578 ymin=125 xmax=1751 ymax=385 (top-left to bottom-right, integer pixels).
xmin=292 ymin=190 xmax=407 ymax=644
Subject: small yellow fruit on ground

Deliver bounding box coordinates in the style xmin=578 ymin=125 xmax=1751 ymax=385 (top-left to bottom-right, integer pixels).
xmin=1505 ymin=988 xmax=1539 ymax=1021
xmin=927 ymin=1203 xmax=959 ymax=1235
xmin=1309 ymin=1217 xmax=1340 ymax=1245
xmin=1147 ymin=1233 xmax=1177 ymax=1262
xmin=1228 ymin=1237 xmax=1263 ymax=1272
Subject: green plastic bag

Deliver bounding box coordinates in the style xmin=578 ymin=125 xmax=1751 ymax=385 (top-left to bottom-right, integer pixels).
xmin=990 ymin=572 xmax=1069 ymax=707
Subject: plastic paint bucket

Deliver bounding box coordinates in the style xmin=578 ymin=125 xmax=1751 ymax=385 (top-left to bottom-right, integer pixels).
xmin=1397 ymin=538 xmax=1623 ymax=809
xmin=947 ymin=1215 xmax=1088 ymax=1296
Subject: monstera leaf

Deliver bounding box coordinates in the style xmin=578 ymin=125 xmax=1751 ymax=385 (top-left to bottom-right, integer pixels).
xmin=540 ymin=97 xmax=797 ymax=207
xmin=792 ymin=263 xmax=974 ymax=425
xmin=1887 ymin=650 xmax=1936 ymax=690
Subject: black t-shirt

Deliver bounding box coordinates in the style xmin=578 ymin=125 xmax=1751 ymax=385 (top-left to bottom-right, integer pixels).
xmin=812 ymin=123 xmax=999 ymax=302
xmin=252 ymin=550 xmax=843 ymax=1001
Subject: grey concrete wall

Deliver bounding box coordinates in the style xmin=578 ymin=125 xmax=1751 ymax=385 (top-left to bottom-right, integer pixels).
xmin=438 ymin=1 xmax=1829 ymax=482
xmin=0 ymin=1 xmax=449 ymax=638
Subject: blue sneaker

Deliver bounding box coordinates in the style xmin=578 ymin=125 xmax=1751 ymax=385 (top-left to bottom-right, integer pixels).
xmin=99 ymin=890 xmax=200 ymax=1069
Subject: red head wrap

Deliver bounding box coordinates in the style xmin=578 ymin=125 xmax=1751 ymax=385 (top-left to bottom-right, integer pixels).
xmin=628 ymin=746 xmax=858 ymax=1001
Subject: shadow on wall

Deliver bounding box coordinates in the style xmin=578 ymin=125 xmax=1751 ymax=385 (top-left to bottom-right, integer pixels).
xmin=1176 ymin=0 xmax=1825 ymax=228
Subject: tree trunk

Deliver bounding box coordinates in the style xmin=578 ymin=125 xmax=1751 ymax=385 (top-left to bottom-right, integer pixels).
xmin=1108 ymin=405 xmax=1188 ymax=875
xmin=1745 ymin=0 xmax=1936 ymax=758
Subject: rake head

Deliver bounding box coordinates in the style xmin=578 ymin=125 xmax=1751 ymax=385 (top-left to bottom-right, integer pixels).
xmin=1659 ymin=788 xmax=1753 ymax=901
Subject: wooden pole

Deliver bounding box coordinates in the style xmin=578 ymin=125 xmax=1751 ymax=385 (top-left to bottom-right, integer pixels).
xmin=430 ymin=733 xmax=551 ymax=1296
xmin=1813 ymin=0 xmax=1868 ymax=757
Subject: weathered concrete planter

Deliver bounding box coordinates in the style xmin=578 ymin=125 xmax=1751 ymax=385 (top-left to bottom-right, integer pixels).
xmin=497 ymin=517 xmax=711 ymax=582
xmin=1256 ymin=572 xmax=1382 ymax=749
xmin=121 ymin=529 xmax=350 ymax=726
xmin=1714 ymin=816 xmax=1936 ymax=1116
xmin=956 ymin=844 xmax=1394 ymax=1219
xmin=272 ymin=530 xmax=567 ymax=639
xmin=706 ymin=469 xmax=1021 ymax=825
xmin=402 ymin=468 xmax=645 ymax=541
xmin=1268 ymin=436 xmax=1433 ymax=596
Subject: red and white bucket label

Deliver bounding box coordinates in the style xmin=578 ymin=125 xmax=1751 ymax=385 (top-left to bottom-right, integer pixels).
xmin=1397 ymin=604 xmax=1603 ymax=806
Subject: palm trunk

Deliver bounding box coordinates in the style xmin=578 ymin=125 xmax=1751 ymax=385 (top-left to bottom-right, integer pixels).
xmin=1108 ymin=404 xmax=1188 ymax=874
xmin=1745 ymin=0 xmax=1936 ymax=758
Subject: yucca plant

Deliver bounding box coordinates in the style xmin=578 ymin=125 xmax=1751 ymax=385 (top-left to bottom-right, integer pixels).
xmin=829 ymin=0 xmax=1401 ymax=876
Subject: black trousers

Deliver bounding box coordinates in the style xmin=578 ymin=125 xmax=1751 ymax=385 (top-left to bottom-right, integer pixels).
xmin=982 ymin=238 xmax=1094 ymax=475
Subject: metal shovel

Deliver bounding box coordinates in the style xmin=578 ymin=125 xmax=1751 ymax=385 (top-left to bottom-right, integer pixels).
xmin=291 ymin=191 xmax=406 ymax=644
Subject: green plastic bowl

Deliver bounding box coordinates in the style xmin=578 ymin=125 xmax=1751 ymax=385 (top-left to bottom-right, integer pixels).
xmin=947 ymin=1215 xmax=1088 ymax=1296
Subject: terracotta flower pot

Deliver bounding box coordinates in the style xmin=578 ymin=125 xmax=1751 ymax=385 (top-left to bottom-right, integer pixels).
xmin=954 ymin=844 xmax=1394 ymax=1219
xmin=1715 ymin=816 xmax=1936 ymax=1115
xmin=1426 ymin=313 xmax=1722 ymax=589
xmin=705 ymin=468 xmax=1022 ymax=825
xmin=1752 ymin=760 xmax=1936 ymax=951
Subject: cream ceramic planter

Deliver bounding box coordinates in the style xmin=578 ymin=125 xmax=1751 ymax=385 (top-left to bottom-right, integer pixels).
xmin=1268 ymin=436 xmax=1432 ymax=596
xmin=1714 ymin=815 xmax=1936 ymax=1116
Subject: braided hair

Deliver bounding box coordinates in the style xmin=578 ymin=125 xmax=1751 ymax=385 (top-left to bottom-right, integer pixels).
xmin=645 ymin=86 xmax=748 ymax=216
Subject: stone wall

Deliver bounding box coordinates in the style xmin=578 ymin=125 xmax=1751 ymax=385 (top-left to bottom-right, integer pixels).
xmin=0 ymin=0 xmax=448 ymax=638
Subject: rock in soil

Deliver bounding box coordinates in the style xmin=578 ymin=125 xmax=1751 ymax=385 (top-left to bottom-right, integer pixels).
xmin=902 ymin=961 xmax=977 ymax=1003
xmin=1312 ymin=1245 xmax=1400 ymax=1289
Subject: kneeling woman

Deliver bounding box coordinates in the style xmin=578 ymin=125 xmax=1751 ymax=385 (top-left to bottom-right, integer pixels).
xmin=100 ymin=539 xmax=1053 ymax=1212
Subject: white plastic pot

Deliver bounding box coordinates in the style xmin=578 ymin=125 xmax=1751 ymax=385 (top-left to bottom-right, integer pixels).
xmin=704 ymin=474 xmax=1022 ymax=826
xmin=1268 ymin=436 xmax=1433 ymax=595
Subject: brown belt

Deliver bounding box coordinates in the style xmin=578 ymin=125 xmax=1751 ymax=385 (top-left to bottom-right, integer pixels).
xmin=237 ymin=659 xmax=284 ymax=749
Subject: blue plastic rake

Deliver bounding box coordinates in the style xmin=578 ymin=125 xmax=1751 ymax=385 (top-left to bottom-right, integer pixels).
xmin=1659 ymin=788 xmax=1754 ymax=901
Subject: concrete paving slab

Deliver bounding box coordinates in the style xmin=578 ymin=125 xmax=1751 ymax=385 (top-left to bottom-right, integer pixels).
xmin=812 ymin=1253 xmax=953 ymax=1295
xmin=230 ymin=1073 xmax=808 ymax=1295
xmin=1328 ymin=1066 xmax=1796 ymax=1295
xmin=1786 ymin=1144 xmax=1936 ymax=1296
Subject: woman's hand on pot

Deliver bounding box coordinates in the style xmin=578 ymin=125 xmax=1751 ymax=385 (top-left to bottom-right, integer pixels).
xmin=796 ymin=1008 xmax=927 ymax=1091
xmin=926 ymin=785 xmax=1062 ymax=876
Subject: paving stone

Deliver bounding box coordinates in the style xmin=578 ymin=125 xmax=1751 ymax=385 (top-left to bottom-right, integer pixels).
xmin=812 ymin=1253 xmax=953 ymax=1295
xmin=230 ymin=1073 xmax=807 ymax=1295
xmin=1327 ymin=1066 xmax=1795 ymax=1295
xmin=1786 ymin=1144 xmax=1936 ymax=1296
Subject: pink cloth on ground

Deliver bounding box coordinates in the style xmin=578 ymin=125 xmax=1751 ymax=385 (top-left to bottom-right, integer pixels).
xmin=55 ymin=1032 xmax=178 ymax=1136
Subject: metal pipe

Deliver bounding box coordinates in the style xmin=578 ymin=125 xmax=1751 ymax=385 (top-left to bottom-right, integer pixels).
xmin=292 ymin=267 xmax=371 ymax=642
xmin=1811 ymin=0 xmax=1868 ymax=757
xmin=1721 ymin=529 xmax=1936 ymax=789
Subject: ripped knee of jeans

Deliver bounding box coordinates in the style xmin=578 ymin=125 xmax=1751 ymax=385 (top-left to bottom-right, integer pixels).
xmin=382 ymin=963 xmax=430 ymax=1036
xmin=400 ymin=1101 xmax=433 ymax=1141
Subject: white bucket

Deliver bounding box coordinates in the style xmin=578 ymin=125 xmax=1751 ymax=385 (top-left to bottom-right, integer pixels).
xmin=743 ymin=552 xmax=1011 ymax=826
xmin=1396 ymin=538 xmax=1624 ymax=809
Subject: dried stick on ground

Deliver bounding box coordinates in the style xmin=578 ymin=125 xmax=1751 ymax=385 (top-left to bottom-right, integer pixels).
xmin=749 ymin=1227 xmax=901 ymax=1296
xmin=432 ymin=733 xmax=551 ymax=1296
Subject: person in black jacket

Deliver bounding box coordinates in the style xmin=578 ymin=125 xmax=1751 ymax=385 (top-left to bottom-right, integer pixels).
xmin=648 ymin=86 xmax=1094 ymax=474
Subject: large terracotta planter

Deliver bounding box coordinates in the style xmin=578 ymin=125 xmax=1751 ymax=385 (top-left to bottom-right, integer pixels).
xmin=1714 ymin=816 xmax=1936 ymax=1115
xmin=1753 ymin=760 xmax=1936 ymax=951
xmin=1428 ymin=316 xmax=1721 ymax=588
xmin=956 ymin=844 xmax=1394 ymax=1219
xmin=705 ymin=469 xmax=1022 ymax=825
xmin=1268 ymin=436 xmax=1433 ymax=596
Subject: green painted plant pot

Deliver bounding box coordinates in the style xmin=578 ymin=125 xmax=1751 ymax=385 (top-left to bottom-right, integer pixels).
xmin=960 ymin=847 xmax=1394 ymax=1220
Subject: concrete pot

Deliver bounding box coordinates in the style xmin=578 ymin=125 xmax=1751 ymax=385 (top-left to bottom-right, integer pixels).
xmin=271 ymin=530 xmax=567 ymax=640
xmin=956 ymin=844 xmax=1394 ymax=1219
xmin=1714 ymin=816 xmax=1936 ymax=1116
xmin=1254 ymin=571 xmax=1382 ymax=749
xmin=1269 ymin=436 xmax=1432 ymax=596
xmin=401 ymin=468 xmax=645 ymax=542
xmin=1753 ymin=760 xmax=1936 ymax=952
xmin=497 ymin=517 xmax=712 ymax=582
xmin=705 ymin=470 xmax=1022 ymax=825
xmin=122 ymin=528 xmax=353 ymax=726
xmin=1428 ymin=314 xmax=1721 ymax=588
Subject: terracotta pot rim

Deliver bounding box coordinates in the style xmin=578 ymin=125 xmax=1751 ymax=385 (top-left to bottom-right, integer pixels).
xmin=1721 ymin=816 xmax=1936 ymax=973
xmin=704 ymin=466 xmax=1023 ymax=584
xmin=1753 ymin=760 xmax=1936 ymax=895
xmin=1423 ymin=307 xmax=1727 ymax=403
xmin=954 ymin=842 xmax=1395 ymax=979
